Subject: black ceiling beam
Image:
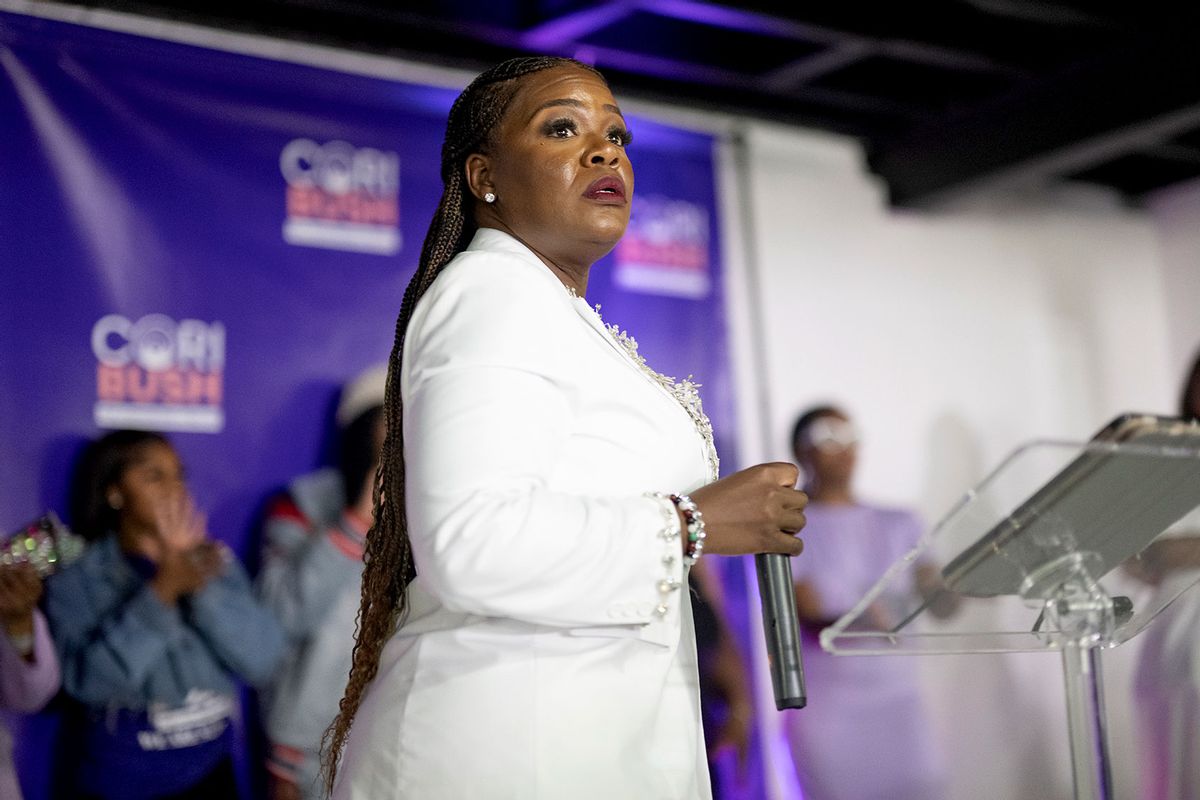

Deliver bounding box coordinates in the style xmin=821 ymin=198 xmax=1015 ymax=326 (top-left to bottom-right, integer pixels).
xmin=1145 ymin=143 xmax=1200 ymax=166
xmin=867 ymin=32 xmax=1200 ymax=206
xmin=761 ymin=43 xmax=873 ymax=91
xmin=79 ymin=0 xmax=927 ymax=130
xmin=40 ymin=0 xmax=1200 ymax=200
xmin=77 ymin=0 xmax=539 ymax=71
xmin=582 ymin=64 xmax=911 ymax=137
xmin=517 ymin=1 xmax=633 ymax=49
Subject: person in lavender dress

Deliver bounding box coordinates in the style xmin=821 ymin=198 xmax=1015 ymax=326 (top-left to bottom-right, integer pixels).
xmin=0 ymin=563 xmax=61 ymax=800
xmin=784 ymin=405 xmax=956 ymax=800
xmin=1129 ymin=349 xmax=1200 ymax=800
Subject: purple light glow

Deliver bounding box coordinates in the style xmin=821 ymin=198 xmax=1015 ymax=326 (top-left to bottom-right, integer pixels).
xmin=642 ymin=0 xmax=839 ymax=45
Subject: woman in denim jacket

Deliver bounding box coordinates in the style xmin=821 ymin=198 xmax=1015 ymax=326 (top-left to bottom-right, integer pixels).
xmin=46 ymin=430 xmax=284 ymax=800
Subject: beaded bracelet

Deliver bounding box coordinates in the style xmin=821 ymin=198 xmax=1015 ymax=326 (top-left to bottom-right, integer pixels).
xmin=670 ymin=493 xmax=706 ymax=565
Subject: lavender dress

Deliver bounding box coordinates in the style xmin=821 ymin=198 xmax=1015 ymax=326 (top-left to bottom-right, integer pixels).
xmin=1133 ymin=567 xmax=1200 ymax=800
xmin=1 ymin=610 xmax=61 ymax=800
xmin=784 ymin=503 xmax=946 ymax=800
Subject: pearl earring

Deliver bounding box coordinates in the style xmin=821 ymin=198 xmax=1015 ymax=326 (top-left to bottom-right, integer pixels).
xmin=484 ymin=192 xmax=496 ymax=204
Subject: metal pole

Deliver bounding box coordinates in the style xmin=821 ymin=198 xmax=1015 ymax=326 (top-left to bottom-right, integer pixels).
xmin=730 ymin=127 xmax=776 ymax=464
xmin=1061 ymin=642 xmax=1113 ymax=800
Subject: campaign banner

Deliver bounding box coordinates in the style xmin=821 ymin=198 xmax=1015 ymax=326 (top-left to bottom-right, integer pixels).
xmin=0 ymin=9 xmax=742 ymax=799
xmin=614 ymin=193 xmax=713 ymax=298
xmin=91 ymin=312 xmax=227 ymax=432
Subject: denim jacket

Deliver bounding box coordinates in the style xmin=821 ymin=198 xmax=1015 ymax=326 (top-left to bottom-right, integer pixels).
xmin=45 ymin=534 xmax=284 ymax=711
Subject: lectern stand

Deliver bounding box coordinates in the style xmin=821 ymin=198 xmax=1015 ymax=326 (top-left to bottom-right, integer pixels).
xmin=821 ymin=434 xmax=1200 ymax=800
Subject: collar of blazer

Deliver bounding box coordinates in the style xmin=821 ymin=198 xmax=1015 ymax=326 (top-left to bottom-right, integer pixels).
xmin=468 ymin=227 xmax=646 ymax=373
xmin=466 ymin=228 xmax=716 ymax=482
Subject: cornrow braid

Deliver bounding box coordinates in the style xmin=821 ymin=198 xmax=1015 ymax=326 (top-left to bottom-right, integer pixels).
xmin=322 ymin=55 xmax=604 ymax=794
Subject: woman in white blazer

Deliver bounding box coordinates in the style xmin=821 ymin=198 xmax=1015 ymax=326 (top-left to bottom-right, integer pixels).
xmin=325 ymin=56 xmax=808 ymax=800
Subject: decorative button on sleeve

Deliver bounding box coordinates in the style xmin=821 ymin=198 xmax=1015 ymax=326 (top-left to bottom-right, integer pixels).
xmin=645 ymin=493 xmax=684 ymax=617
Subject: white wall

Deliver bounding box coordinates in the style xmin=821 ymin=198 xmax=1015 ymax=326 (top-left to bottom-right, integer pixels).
xmin=722 ymin=122 xmax=1185 ymax=800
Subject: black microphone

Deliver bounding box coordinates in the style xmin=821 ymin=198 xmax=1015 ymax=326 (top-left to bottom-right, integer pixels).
xmin=756 ymin=553 xmax=806 ymax=709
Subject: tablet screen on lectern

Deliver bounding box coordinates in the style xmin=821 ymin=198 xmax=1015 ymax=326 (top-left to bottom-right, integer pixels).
xmin=941 ymin=414 xmax=1200 ymax=598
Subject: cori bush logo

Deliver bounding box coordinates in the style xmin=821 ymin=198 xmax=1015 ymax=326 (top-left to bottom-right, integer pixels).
xmin=280 ymin=138 xmax=401 ymax=255
xmin=92 ymin=314 xmax=225 ymax=434
xmin=614 ymin=195 xmax=711 ymax=299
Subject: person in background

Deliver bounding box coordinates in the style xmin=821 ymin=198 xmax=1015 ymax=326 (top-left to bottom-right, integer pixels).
xmin=1130 ymin=348 xmax=1200 ymax=800
xmin=257 ymin=365 xmax=386 ymax=800
xmin=45 ymin=430 xmax=285 ymax=800
xmin=690 ymin=559 xmax=754 ymax=799
xmin=785 ymin=405 xmax=955 ymax=800
xmin=0 ymin=563 xmax=61 ymax=800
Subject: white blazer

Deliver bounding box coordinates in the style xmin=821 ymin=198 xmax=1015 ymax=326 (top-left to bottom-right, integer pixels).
xmin=334 ymin=228 xmax=715 ymax=800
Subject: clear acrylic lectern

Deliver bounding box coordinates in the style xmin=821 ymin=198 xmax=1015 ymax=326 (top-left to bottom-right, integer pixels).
xmin=822 ymin=424 xmax=1200 ymax=800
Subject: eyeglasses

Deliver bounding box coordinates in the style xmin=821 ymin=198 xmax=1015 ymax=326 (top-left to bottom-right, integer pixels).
xmin=805 ymin=418 xmax=860 ymax=453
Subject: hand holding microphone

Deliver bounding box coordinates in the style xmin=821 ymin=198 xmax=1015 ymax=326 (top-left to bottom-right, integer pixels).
xmin=689 ymin=464 xmax=809 ymax=710
xmin=687 ymin=463 xmax=807 ymax=557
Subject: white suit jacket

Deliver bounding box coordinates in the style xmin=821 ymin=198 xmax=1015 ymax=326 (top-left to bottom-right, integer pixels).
xmin=334 ymin=228 xmax=714 ymax=800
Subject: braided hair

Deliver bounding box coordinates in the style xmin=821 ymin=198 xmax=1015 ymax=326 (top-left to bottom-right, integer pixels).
xmin=322 ymin=55 xmax=605 ymax=792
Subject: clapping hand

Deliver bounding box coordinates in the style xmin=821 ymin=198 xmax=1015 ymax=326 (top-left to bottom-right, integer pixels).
xmin=145 ymin=493 xmax=224 ymax=604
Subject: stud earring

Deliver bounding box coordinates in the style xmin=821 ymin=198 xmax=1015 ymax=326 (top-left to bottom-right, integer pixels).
xmin=484 ymin=192 xmax=496 ymax=204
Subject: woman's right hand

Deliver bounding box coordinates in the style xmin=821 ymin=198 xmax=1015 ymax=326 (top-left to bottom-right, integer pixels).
xmin=146 ymin=494 xmax=221 ymax=604
xmin=131 ymin=492 xmax=206 ymax=565
xmin=151 ymin=541 xmax=225 ymax=604
xmin=688 ymin=463 xmax=807 ymax=557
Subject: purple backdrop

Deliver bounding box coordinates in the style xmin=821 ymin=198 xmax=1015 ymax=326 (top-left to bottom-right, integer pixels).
xmin=0 ymin=10 xmax=756 ymax=799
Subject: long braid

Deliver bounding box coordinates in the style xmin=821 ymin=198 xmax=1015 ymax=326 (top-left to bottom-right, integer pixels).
xmin=322 ymin=56 xmax=604 ymax=795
